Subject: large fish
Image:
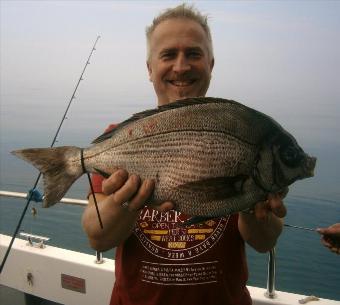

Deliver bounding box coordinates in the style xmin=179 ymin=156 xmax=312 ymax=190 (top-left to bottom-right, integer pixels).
xmin=12 ymin=97 xmax=316 ymax=217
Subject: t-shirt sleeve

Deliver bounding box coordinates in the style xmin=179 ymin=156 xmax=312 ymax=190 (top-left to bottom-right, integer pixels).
xmin=90 ymin=173 xmax=105 ymax=194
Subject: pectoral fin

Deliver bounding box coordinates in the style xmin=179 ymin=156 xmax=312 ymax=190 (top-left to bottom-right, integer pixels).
xmin=93 ymin=167 xmax=111 ymax=178
xmin=177 ymin=176 xmax=246 ymax=201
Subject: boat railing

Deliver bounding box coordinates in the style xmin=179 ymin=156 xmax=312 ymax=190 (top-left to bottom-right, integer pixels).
xmin=0 ymin=189 xmax=277 ymax=300
xmin=265 ymin=248 xmax=277 ymax=299
xmin=0 ymin=190 xmax=88 ymax=206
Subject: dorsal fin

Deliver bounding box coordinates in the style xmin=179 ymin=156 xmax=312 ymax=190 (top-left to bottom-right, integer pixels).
xmin=92 ymin=97 xmax=239 ymax=144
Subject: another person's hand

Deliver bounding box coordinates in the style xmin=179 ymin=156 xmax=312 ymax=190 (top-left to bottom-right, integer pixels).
xmin=317 ymin=223 xmax=340 ymax=255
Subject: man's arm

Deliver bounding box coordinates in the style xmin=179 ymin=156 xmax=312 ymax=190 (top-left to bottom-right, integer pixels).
xmin=82 ymin=169 xmax=173 ymax=251
xmin=238 ymin=193 xmax=286 ymax=253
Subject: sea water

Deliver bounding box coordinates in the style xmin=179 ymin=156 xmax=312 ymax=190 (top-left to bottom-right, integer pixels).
xmin=0 ymin=109 xmax=339 ymax=301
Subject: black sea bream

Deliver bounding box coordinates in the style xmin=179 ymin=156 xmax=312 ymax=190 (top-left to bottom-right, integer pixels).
xmin=12 ymin=97 xmax=316 ymax=217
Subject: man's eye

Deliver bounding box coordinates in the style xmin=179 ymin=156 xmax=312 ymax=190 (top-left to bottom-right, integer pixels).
xmin=161 ymin=52 xmax=175 ymax=60
xmin=187 ymin=51 xmax=202 ymax=58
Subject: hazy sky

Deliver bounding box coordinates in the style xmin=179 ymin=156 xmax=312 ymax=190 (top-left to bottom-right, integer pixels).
xmin=1 ymin=1 xmax=340 ymax=146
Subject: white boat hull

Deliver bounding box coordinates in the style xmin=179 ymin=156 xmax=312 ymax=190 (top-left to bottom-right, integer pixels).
xmin=1 ymin=234 xmax=339 ymax=305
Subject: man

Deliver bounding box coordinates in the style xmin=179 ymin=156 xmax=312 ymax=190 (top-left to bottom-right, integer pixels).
xmin=82 ymin=4 xmax=286 ymax=305
xmin=318 ymin=223 xmax=340 ymax=255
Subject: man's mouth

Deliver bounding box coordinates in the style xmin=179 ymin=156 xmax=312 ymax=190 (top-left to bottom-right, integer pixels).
xmin=168 ymin=79 xmax=196 ymax=87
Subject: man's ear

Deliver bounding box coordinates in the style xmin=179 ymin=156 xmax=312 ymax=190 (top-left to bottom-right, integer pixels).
xmin=210 ymin=57 xmax=215 ymax=72
xmin=147 ymin=61 xmax=152 ymax=82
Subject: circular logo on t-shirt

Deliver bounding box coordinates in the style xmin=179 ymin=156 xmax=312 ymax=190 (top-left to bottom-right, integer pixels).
xmin=134 ymin=208 xmax=229 ymax=261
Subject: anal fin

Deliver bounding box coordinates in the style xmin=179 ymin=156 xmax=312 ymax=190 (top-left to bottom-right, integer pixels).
xmin=181 ymin=216 xmax=218 ymax=227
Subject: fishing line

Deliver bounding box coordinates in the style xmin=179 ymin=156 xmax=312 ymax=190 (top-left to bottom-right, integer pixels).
xmin=0 ymin=35 xmax=101 ymax=273
xmin=81 ymin=148 xmax=103 ymax=229
xmin=284 ymin=223 xmax=316 ymax=232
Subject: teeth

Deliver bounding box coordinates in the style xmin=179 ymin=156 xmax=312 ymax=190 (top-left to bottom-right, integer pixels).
xmin=170 ymin=80 xmax=194 ymax=87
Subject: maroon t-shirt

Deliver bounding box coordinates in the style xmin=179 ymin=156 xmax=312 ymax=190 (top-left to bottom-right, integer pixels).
xmin=90 ymin=124 xmax=251 ymax=305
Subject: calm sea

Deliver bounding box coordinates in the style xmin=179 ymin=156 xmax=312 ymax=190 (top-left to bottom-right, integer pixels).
xmin=0 ymin=104 xmax=339 ymax=301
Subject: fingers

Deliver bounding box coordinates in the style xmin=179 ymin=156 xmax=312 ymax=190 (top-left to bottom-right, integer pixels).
xmin=317 ymin=224 xmax=340 ymax=236
xmin=321 ymin=237 xmax=340 ymax=254
xmin=102 ymin=170 xmax=147 ymax=209
xmin=319 ymin=231 xmax=340 ymax=254
xmin=331 ymin=249 xmax=340 ymax=255
xmin=102 ymin=169 xmax=129 ymax=195
xmin=253 ymin=193 xmax=286 ymax=221
xmin=317 ymin=224 xmax=340 ymax=254
xmin=267 ymin=193 xmax=287 ymax=218
xmin=101 ymin=169 xmax=174 ymax=213
xmin=321 ymin=236 xmax=332 ymax=248
xmin=154 ymin=201 xmax=174 ymax=212
xmin=102 ymin=169 xmax=148 ymax=207
xmin=254 ymin=201 xmax=269 ymax=221
xmin=112 ymin=174 xmax=141 ymax=205
xmin=317 ymin=226 xmax=333 ymax=235
xmin=316 ymin=228 xmax=327 ymax=235
xmin=127 ymin=179 xmax=155 ymax=212
xmin=123 ymin=180 xmax=174 ymax=213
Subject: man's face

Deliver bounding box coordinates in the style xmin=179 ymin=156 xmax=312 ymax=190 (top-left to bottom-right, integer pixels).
xmin=147 ymin=18 xmax=214 ymax=106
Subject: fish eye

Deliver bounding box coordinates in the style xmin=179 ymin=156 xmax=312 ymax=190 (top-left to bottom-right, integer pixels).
xmin=279 ymin=145 xmax=303 ymax=167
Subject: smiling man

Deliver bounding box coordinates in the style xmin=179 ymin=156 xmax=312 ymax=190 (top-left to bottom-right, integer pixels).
xmin=82 ymin=4 xmax=286 ymax=305
xmin=146 ymin=16 xmax=214 ymax=105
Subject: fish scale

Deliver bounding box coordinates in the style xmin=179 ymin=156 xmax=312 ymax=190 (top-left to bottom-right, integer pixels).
xmin=12 ymin=97 xmax=316 ymax=217
xmin=87 ymin=132 xmax=253 ymax=186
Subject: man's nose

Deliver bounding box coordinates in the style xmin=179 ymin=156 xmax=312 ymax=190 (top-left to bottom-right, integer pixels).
xmin=173 ymin=54 xmax=191 ymax=73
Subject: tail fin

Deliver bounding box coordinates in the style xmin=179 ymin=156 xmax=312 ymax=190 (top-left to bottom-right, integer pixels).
xmin=11 ymin=146 xmax=83 ymax=207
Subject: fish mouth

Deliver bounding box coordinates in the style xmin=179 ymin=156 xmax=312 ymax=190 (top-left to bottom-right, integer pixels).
xmin=304 ymin=156 xmax=317 ymax=177
xmin=272 ymin=155 xmax=317 ymax=188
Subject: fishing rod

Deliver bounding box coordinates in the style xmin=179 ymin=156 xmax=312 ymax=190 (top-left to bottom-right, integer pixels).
xmin=284 ymin=223 xmax=316 ymax=232
xmin=0 ymin=35 xmax=102 ymax=274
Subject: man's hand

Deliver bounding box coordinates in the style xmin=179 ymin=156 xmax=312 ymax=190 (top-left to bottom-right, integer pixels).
xmin=253 ymin=193 xmax=287 ymax=221
xmin=82 ymin=169 xmax=173 ymax=251
xmin=102 ymin=169 xmax=173 ymax=213
xmin=239 ymin=193 xmax=286 ymax=253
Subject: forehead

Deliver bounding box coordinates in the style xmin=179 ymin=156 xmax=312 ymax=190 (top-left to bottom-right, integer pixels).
xmin=149 ymin=18 xmax=210 ymax=54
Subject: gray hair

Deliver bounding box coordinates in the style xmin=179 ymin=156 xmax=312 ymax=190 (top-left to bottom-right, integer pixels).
xmin=146 ymin=3 xmax=213 ymax=60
